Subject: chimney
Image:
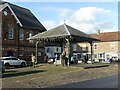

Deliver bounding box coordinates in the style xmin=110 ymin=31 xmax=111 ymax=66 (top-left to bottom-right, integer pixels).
xmin=97 ymin=29 xmax=100 ymax=34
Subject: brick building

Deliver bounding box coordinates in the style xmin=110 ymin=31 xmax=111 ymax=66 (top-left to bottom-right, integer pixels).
xmin=0 ymin=2 xmax=46 ymax=64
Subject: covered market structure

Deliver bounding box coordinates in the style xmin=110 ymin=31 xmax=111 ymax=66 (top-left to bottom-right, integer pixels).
xmin=28 ymin=23 xmax=99 ymax=65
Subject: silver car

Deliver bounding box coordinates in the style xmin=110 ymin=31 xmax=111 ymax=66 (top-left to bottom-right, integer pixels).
xmin=1 ymin=57 xmax=27 ymax=69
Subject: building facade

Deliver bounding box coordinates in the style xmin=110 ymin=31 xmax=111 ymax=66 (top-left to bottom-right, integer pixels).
xmin=0 ymin=2 xmax=46 ymax=64
xmin=73 ymin=31 xmax=120 ymax=62
xmin=45 ymin=43 xmax=62 ymax=59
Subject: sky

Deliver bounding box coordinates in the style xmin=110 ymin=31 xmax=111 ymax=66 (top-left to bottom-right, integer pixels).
xmin=5 ymin=0 xmax=118 ymax=34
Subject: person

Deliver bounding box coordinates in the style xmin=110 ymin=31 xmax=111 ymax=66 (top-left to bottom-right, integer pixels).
xmin=60 ymin=51 xmax=66 ymax=66
xmin=65 ymin=54 xmax=68 ymax=66
xmin=44 ymin=54 xmax=48 ymax=63
xmin=31 ymin=53 xmax=36 ymax=67
xmin=73 ymin=55 xmax=77 ymax=64
xmin=54 ymin=54 xmax=58 ymax=66
xmin=71 ymin=55 xmax=74 ymax=64
xmin=85 ymin=55 xmax=88 ymax=64
xmin=109 ymin=58 xmax=112 ymax=64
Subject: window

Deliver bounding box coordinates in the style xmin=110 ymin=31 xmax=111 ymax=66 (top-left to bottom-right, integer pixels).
xmin=99 ymin=54 xmax=103 ymax=58
xmin=29 ymin=31 xmax=33 ymax=38
xmin=110 ymin=43 xmax=115 ymax=50
xmin=19 ymin=29 xmax=24 ymax=40
xmin=94 ymin=44 xmax=97 ymax=50
xmin=94 ymin=54 xmax=97 ymax=58
xmin=73 ymin=44 xmax=77 ymax=51
xmin=82 ymin=44 xmax=86 ymax=51
xmin=29 ymin=31 xmax=33 ymax=43
xmin=8 ymin=25 xmax=14 ymax=39
xmin=77 ymin=54 xmax=81 ymax=60
xmin=47 ymin=48 xmax=50 ymax=53
xmin=19 ymin=52 xmax=24 ymax=56
xmin=29 ymin=52 xmax=32 ymax=56
xmin=56 ymin=47 xmax=59 ymax=52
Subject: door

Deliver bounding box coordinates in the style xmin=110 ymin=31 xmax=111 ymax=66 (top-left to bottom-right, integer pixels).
xmin=7 ymin=51 xmax=13 ymax=56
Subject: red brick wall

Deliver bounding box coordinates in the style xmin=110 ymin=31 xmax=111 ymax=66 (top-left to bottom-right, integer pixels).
xmin=2 ymin=7 xmax=45 ymax=65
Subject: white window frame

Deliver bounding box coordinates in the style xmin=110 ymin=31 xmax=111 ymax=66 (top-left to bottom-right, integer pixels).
xmin=110 ymin=42 xmax=115 ymax=50
xmin=19 ymin=52 xmax=24 ymax=56
xmin=29 ymin=31 xmax=33 ymax=38
xmin=82 ymin=44 xmax=86 ymax=51
xmin=8 ymin=25 xmax=14 ymax=39
xmin=73 ymin=44 xmax=77 ymax=51
xmin=94 ymin=43 xmax=97 ymax=50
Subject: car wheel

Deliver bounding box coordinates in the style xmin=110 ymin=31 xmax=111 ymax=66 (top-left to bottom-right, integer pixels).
xmin=21 ymin=62 xmax=26 ymax=67
xmin=5 ymin=63 xmax=10 ymax=69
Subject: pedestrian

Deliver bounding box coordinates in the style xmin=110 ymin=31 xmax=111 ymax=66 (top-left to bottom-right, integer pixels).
xmin=73 ymin=55 xmax=77 ymax=64
xmin=85 ymin=55 xmax=88 ymax=64
xmin=109 ymin=58 xmax=112 ymax=64
xmin=54 ymin=54 xmax=58 ymax=66
xmin=71 ymin=55 xmax=74 ymax=64
xmin=60 ymin=51 xmax=66 ymax=66
xmin=44 ymin=54 xmax=48 ymax=63
xmin=31 ymin=53 xmax=36 ymax=68
xmin=65 ymin=55 xmax=68 ymax=66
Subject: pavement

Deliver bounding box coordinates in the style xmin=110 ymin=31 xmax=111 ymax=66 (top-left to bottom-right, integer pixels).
xmin=54 ymin=75 xmax=118 ymax=88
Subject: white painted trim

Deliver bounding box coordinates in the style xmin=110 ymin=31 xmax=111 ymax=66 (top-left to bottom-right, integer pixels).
xmin=0 ymin=4 xmax=7 ymax=11
xmin=0 ymin=3 xmax=23 ymax=27
xmin=64 ymin=23 xmax=70 ymax=35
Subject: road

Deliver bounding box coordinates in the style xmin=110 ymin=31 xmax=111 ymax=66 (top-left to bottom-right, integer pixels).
xmin=54 ymin=75 xmax=118 ymax=88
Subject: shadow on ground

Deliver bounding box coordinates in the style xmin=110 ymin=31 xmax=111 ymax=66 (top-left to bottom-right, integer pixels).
xmin=2 ymin=70 xmax=46 ymax=78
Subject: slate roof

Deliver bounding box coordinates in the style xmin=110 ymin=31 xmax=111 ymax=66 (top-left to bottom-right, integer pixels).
xmin=90 ymin=32 xmax=120 ymax=42
xmin=28 ymin=24 xmax=99 ymax=42
xmin=0 ymin=1 xmax=46 ymax=31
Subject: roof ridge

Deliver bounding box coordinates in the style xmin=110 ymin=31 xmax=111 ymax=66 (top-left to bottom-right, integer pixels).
xmin=90 ymin=31 xmax=119 ymax=35
xmin=7 ymin=2 xmax=30 ymax=11
xmin=63 ymin=23 xmax=71 ymax=35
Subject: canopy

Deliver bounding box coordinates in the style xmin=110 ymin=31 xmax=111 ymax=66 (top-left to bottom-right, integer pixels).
xmin=28 ymin=24 xmax=99 ymax=42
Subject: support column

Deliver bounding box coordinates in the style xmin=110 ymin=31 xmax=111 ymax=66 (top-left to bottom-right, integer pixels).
xmin=17 ymin=29 xmax=19 ymax=58
xmin=90 ymin=42 xmax=93 ymax=64
xmin=66 ymin=39 xmax=71 ymax=66
xmin=35 ymin=41 xmax=39 ymax=64
xmin=0 ymin=23 xmax=2 ymax=57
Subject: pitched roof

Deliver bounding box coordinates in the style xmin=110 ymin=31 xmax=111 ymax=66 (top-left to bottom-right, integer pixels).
xmin=90 ymin=32 xmax=120 ymax=42
xmin=0 ymin=2 xmax=46 ymax=31
xmin=28 ymin=24 xmax=99 ymax=42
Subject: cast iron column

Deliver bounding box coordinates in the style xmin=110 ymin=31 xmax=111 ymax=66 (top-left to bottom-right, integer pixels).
xmin=66 ymin=38 xmax=70 ymax=66
xmin=90 ymin=42 xmax=93 ymax=64
xmin=36 ymin=41 xmax=39 ymax=64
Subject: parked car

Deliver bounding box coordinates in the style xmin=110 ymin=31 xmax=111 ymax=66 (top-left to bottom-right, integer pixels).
xmin=0 ymin=57 xmax=27 ymax=69
xmin=0 ymin=60 xmax=5 ymax=73
xmin=47 ymin=57 xmax=55 ymax=64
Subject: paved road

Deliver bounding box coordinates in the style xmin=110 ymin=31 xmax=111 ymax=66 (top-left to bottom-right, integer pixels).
xmin=54 ymin=75 xmax=118 ymax=88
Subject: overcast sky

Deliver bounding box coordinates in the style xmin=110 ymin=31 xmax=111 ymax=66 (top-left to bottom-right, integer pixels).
xmin=6 ymin=0 xmax=118 ymax=34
